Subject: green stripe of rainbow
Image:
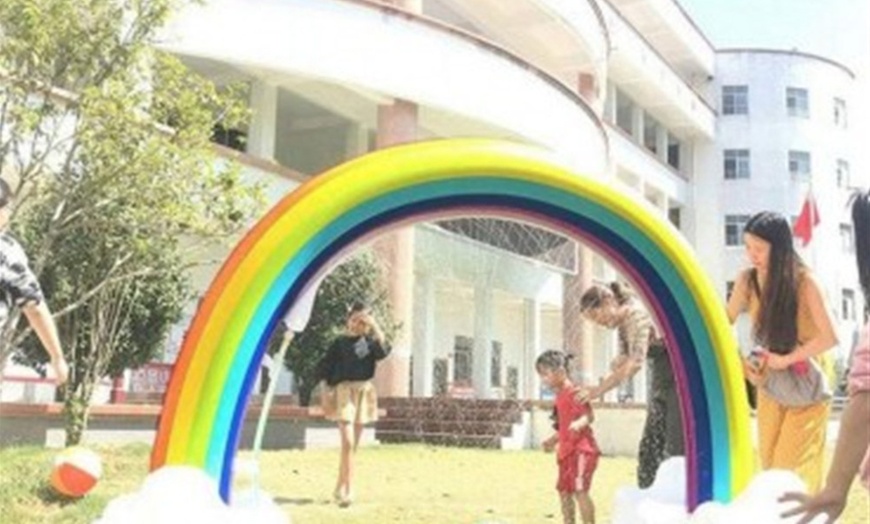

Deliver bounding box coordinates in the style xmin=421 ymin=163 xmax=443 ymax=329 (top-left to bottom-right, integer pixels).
xmin=150 ymin=139 xmax=751 ymax=509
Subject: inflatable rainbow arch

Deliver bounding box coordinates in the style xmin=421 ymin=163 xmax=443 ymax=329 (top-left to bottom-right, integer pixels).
xmin=150 ymin=139 xmax=752 ymax=509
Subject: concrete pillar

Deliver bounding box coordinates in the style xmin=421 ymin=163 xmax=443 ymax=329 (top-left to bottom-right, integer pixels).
xmin=524 ymin=298 xmax=542 ymax=399
xmin=372 ymin=98 xmax=419 ymax=398
xmin=473 ymin=285 xmax=493 ymax=399
xmin=412 ymin=273 xmax=435 ymax=397
xmin=656 ymin=125 xmax=668 ymax=163
xmin=345 ymin=123 xmax=369 ymax=158
xmin=603 ymin=81 xmax=617 ymax=124
xmin=578 ymin=72 xmax=599 ymax=113
xmin=247 ymin=81 xmax=278 ymax=159
xmin=562 ymin=245 xmax=595 ymax=385
xmin=631 ymin=105 xmax=644 ymax=144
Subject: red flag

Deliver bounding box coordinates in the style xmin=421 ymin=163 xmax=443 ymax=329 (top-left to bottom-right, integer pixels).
xmin=793 ymin=190 xmax=820 ymax=247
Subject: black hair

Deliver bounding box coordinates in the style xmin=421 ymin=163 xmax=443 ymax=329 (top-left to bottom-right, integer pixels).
xmin=743 ymin=211 xmax=804 ymax=354
xmin=579 ymin=281 xmax=634 ymax=313
xmin=851 ymin=189 xmax=870 ymax=318
xmin=535 ymin=349 xmax=574 ymax=373
xmin=348 ymin=301 xmax=370 ymax=315
xmin=0 ymin=179 xmax=11 ymax=209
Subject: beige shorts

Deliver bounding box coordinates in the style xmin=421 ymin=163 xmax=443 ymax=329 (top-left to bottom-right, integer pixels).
xmin=321 ymin=380 xmax=379 ymax=424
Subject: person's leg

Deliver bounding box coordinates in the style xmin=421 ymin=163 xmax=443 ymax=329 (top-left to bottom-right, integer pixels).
xmin=353 ymin=422 xmax=364 ymax=453
xmin=336 ymin=421 xmax=354 ymax=504
xmin=637 ymin=397 xmax=666 ymax=488
xmin=559 ymin=492 xmax=577 ymax=524
xmin=771 ymin=401 xmax=829 ymax=493
xmin=756 ymin=391 xmax=787 ymax=470
xmin=575 ymin=452 xmax=598 ymax=524
xmin=575 ymin=491 xmax=595 ymax=524
xmin=663 ymin=385 xmax=685 ymax=457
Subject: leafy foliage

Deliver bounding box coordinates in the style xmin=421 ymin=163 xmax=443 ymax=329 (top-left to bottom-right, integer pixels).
xmin=0 ymin=0 xmax=264 ymax=443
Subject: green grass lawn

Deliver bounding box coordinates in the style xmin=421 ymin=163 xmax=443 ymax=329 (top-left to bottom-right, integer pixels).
xmin=0 ymin=443 xmax=867 ymax=523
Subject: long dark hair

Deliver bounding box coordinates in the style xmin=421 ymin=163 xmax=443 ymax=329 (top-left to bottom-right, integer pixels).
xmin=743 ymin=211 xmax=805 ymax=354
xmin=579 ymin=281 xmax=634 ymax=313
xmin=852 ymin=189 xmax=870 ymax=318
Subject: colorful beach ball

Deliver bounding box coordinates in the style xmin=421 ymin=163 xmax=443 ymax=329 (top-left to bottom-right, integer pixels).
xmin=50 ymin=446 xmax=102 ymax=497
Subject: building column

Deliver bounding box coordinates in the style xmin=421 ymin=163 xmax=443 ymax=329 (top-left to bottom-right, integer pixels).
xmin=524 ymin=298 xmax=542 ymax=399
xmin=345 ymin=123 xmax=369 ymax=158
xmin=412 ymin=273 xmax=435 ymax=397
xmin=631 ymin=105 xmax=645 ymax=144
xmin=372 ymin=99 xmax=418 ymax=398
xmin=656 ymin=126 xmax=669 ymax=164
xmin=562 ymin=245 xmax=595 ymax=385
xmin=247 ymin=81 xmax=278 ymax=159
xmin=603 ymin=81 xmax=617 ymax=124
xmin=578 ymin=72 xmax=601 ymax=115
xmin=473 ymin=284 xmax=493 ymax=399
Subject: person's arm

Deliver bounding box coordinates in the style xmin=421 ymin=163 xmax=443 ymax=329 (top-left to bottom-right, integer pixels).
xmin=569 ymin=413 xmax=592 ymax=433
xmin=22 ymin=301 xmax=68 ymax=385
xmin=780 ymin=391 xmax=870 ymax=521
xmin=364 ymin=314 xmax=391 ymax=360
xmin=726 ymin=269 xmax=751 ymax=324
xmin=765 ymin=273 xmax=838 ymax=370
xmin=541 ymin=433 xmax=558 ymax=452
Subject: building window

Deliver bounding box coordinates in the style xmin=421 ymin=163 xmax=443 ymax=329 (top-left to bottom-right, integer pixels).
xmin=834 ymin=97 xmax=847 ymax=128
xmin=667 ymin=133 xmax=680 ymax=170
xmin=643 ymin=113 xmax=659 ymax=154
xmin=837 ymin=159 xmax=850 ymax=188
xmin=842 ymin=289 xmax=856 ymax=321
xmin=724 ymin=149 xmax=751 ymax=179
xmin=725 ymin=215 xmax=751 ymax=246
xmin=789 ymin=151 xmax=811 ymax=180
xmin=786 ymin=88 xmax=809 ymax=118
xmin=841 ymin=224 xmax=854 ymax=252
xmin=453 ymin=336 xmax=473 ymax=385
xmin=616 ymin=89 xmax=634 ymax=135
xmin=490 ymin=342 xmax=502 ymax=387
xmin=722 ymin=85 xmax=748 ymax=115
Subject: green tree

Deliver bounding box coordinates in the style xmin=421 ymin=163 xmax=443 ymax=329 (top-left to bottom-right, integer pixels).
xmin=0 ymin=0 xmax=264 ymax=443
xmin=284 ymin=252 xmax=399 ymax=406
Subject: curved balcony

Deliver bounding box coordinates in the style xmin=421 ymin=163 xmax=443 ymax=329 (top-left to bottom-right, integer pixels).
xmin=162 ymin=0 xmax=608 ymax=176
xmin=434 ymin=0 xmax=609 ymax=92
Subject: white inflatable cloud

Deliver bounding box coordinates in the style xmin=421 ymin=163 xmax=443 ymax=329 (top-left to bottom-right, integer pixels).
xmin=93 ymin=466 xmax=289 ymax=524
xmin=612 ymin=457 xmax=828 ymax=524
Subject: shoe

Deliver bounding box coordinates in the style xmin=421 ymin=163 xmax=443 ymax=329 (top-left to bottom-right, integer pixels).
xmin=332 ymin=487 xmax=342 ymax=503
xmin=338 ymin=490 xmax=354 ymax=508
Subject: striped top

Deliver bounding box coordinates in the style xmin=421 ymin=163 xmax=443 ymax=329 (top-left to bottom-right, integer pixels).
xmin=616 ymin=299 xmax=658 ymax=360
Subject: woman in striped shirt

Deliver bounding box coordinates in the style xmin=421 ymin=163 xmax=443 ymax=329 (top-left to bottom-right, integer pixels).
xmin=578 ymin=281 xmax=684 ymax=489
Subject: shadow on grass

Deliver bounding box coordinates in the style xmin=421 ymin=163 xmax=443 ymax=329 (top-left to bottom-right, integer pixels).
xmin=34 ymin=483 xmax=84 ymax=507
xmin=274 ymin=496 xmax=317 ymax=506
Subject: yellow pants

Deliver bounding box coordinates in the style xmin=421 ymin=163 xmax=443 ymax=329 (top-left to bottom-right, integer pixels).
xmin=757 ymin=391 xmax=829 ymax=493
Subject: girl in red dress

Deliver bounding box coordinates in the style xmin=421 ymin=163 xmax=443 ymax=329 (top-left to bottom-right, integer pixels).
xmin=538 ymin=349 xmax=601 ymax=524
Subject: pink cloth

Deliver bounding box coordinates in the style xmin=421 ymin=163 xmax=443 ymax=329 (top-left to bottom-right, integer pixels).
xmin=847 ymin=322 xmax=870 ymax=489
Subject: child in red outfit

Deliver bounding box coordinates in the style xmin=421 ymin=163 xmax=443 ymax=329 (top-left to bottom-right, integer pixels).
xmin=538 ymin=350 xmax=601 ymax=524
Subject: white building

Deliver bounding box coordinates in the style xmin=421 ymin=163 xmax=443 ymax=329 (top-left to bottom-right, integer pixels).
xmin=148 ymin=0 xmax=860 ymax=403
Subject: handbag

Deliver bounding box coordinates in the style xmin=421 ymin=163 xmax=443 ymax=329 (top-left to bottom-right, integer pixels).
xmin=761 ymin=358 xmax=831 ymax=407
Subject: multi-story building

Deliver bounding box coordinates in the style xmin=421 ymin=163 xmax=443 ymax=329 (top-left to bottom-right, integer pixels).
xmin=150 ymin=0 xmax=859 ymax=404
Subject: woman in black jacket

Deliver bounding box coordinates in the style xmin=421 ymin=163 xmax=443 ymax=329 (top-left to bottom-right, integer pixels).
xmin=316 ymin=301 xmax=390 ymax=507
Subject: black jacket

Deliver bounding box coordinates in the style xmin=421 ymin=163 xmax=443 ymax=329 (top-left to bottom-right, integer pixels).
xmin=316 ymin=334 xmax=391 ymax=386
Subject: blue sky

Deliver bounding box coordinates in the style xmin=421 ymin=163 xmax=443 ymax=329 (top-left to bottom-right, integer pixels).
xmin=678 ymin=0 xmax=869 ymax=72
